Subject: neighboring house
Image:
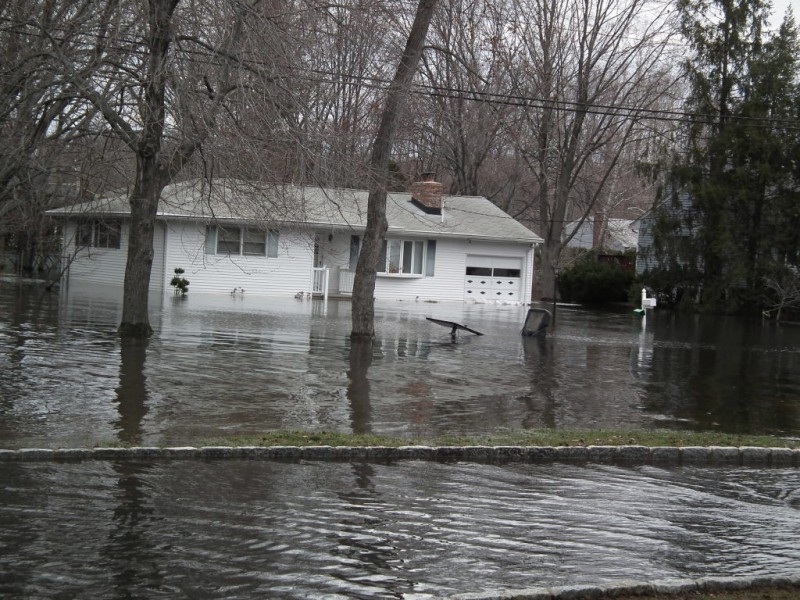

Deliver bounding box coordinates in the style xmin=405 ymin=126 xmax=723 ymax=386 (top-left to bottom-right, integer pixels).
xmin=631 ymin=212 xmax=654 ymax=276
xmin=48 ymin=178 xmax=542 ymax=304
xmin=634 ymin=189 xmax=698 ymax=276
xmin=563 ymin=217 xmax=638 ymax=253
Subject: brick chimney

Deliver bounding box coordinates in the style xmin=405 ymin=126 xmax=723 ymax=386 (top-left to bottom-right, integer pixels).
xmin=410 ymin=172 xmax=443 ymax=212
xmin=592 ymin=213 xmax=605 ymax=249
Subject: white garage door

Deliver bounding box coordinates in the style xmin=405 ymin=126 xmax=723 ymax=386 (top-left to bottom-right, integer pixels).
xmin=464 ymin=256 xmax=523 ymax=301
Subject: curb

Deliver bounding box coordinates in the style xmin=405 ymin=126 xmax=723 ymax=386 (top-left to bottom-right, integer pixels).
xmin=0 ymin=445 xmax=798 ymax=467
xmin=447 ymin=574 xmax=800 ymax=599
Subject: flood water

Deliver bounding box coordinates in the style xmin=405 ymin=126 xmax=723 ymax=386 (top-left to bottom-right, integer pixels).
xmin=1 ymin=279 xmax=799 ymax=448
xmin=2 ymin=460 xmax=800 ymax=599
xmin=2 ymin=280 xmax=800 ymax=598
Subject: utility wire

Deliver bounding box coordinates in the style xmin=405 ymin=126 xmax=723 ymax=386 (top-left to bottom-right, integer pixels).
xmin=3 ymin=16 xmax=800 ymax=132
xmin=283 ymin=66 xmax=800 ymax=129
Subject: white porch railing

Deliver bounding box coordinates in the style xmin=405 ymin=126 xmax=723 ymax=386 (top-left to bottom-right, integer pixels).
xmin=338 ymin=268 xmax=354 ymax=294
xmin=312 ymin=267 xmax=329 ymax=303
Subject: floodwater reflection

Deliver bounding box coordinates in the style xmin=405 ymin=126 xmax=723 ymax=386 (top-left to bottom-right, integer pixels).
xmin=1 ymin=461 xmax=799 ymax=598
xmin=115 ymin=339 xmax=150 ymax=445
xmin=347 ymin=339 xmax=374 ymax=435
xmin=103 ymin=461 xmax=163 ymax=598
xmin=521 ymin=336 xmax=556 ymax=428
xmin=0 ymin=280 xmax=799 ymax=447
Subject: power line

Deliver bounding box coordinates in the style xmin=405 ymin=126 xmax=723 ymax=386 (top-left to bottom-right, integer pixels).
xmin=3 ymin=16 xmax=800 ymax=132
xmin=283 ymin=66 xmax=800 ymax=130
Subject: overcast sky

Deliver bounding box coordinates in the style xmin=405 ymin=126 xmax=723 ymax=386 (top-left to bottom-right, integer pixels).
xmin=769 ymin=0 xmax=794 ymax=29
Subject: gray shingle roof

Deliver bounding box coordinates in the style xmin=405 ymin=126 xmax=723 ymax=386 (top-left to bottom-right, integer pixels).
xmin=48 ymin=179 xmax=542 ymax=244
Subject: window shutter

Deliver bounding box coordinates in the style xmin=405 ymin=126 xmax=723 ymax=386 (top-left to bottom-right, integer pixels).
xmin=267 ymin=230 xmax=279 ymax=258
xmin=205 ymin=226 xmax=217 ymax=254
xmin=377 ymin=240 xmax=387 ymax=273
xmin=425 ymin=240 xmax=436 ymax=276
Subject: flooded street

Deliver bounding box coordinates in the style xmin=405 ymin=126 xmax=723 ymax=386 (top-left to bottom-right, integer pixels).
xmin=2 ymin=281 xmax=800 ymax=598
xmin=2 ymin=460 xmax=800 ymax=599
xmin=1 ymin=280 xmax=799 ymax=448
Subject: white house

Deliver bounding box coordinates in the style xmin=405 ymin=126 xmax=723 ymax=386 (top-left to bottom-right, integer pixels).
xmin=49 ymin=178 xmax=542 ymax=303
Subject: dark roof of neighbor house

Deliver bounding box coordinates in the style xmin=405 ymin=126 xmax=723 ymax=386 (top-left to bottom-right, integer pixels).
xmin=47 ymin=178 xmax=542 ymax=244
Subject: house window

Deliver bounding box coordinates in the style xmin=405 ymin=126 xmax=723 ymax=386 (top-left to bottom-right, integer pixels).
xmin=217 ymin=226 xmax=242 ymax=254
xmin=377 ymin=238 xmax=432 ymax=275
xmin=349 ymin=236 xmax=436 ymax=276
xmin=465 ymin=265 xmax=521 ymax=278
xmin=76 ymin=220 xmax=121 ymax=249
xmin=206 ymin=226 xmax=279 ymax=257
xmin=493 ymin=267 xmax=521 ymax=278
xmin=77 ymin=223 xmax=93 ymax=247
xmin=243 ymin=229 xmax=266 ymax=255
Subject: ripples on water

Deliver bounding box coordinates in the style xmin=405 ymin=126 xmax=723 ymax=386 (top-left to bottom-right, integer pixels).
xmin=1 ymin=461 xmax=799 ymax=599
xmin=1 ymin=282 xmax=799 ymax=447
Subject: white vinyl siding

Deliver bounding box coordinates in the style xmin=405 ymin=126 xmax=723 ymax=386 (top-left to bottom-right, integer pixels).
xmin=61 ymin=218 xmax=534 ymax=303
xmin=165 ymin=222 xmax=312 ymax=295
xmin=330 ymin=237 xmax=532 ymax=303
xmin=63 ymin=220 xmax=165 ymax=291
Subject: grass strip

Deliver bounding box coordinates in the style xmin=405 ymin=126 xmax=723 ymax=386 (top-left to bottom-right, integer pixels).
xmin=608 ymin=589 xmax=798 ymax=600
xmin=195 ymin=429 xmax=800 ymax=449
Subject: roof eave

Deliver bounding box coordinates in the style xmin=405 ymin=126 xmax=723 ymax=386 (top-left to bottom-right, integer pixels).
xmin=47 ymin=207 xmax=542 ymax=244
xmin=388 ymin=227 xmax=541 ymax=244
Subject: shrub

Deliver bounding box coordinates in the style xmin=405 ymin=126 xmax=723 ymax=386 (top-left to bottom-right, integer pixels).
xmin=558 ymin=257 xmax=634 ymax=304
xmin=170 ymin=267 xmax=190 ymax=295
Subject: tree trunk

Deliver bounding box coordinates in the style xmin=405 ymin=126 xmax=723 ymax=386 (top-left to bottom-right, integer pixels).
xmin=117 ymin=0 xmax=177 ymax=338
xmin=350 ymin=0 xmax=437 ymax=339
xmin=119 ymin=156 xmax=165 ymax=337
xmin=539 ymin=241 xmax=560 ymax=301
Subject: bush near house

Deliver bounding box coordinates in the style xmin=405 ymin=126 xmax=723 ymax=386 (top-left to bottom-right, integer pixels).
xmin=558 ymin=252 xmax=634 ymax=304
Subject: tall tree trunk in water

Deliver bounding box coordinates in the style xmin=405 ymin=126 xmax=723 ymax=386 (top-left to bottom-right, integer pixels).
xmin=120 ymin=155 xmax=168 ymax=337
xmin=118 ymin=0 xmax=177 ymax=338
xmin=350 ymin=0 xmax=437 ymax=339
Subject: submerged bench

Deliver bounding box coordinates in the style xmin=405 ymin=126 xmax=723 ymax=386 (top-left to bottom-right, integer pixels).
xmin=426 ymin=317 xmax=483 ymax=341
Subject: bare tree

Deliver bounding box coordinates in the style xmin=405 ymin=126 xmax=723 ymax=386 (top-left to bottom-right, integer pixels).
xmin=30 ymin=0 xmax=270 ymax=336
xmin=505 ymin=0 xmax=679 ymax=298
xmin=410 ymin=0 xmax=515 ymax=198
xmin=295 ymin=0 xmax=395 ymax=187
xmin=351 ymin=0 xmax=438 ymax=339
xmin=181 ymin=0 xmax=397 ymax=189
xmin=0 ymin=0 xmax=118 ymax=272
xmin=763 ymin=268 xmax=800 ymax=322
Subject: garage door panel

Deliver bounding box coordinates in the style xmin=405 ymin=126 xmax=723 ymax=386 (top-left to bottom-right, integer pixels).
xmin=490 ymin=257 xmax=523 ymax=270
xmin=464 ymin=256 xmax=523 ymax=301
xmin=493 ymin=278 xmax=521 ymax=291
xmin=466 ymin=256 xmax=493 ymax=269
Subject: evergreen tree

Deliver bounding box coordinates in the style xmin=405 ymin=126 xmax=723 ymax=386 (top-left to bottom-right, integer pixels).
xmin=653 ymin=1 xmax=800 ymax=312
xmin=729 ymin=14 xmax=800 ymax=299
